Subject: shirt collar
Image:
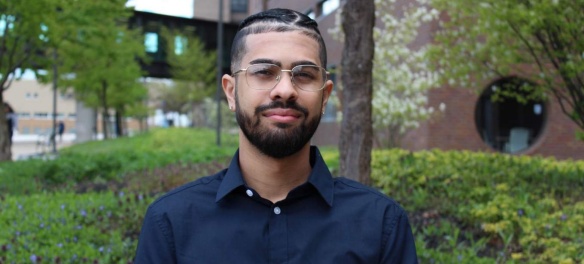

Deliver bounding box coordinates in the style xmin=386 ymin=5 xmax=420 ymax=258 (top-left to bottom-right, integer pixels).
xmin=215 ymin=146 xmax=334 ymax=207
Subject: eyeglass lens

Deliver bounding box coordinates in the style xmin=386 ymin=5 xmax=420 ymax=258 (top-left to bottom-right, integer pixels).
xmin=245 ymin=64 xmax=326 ymax=91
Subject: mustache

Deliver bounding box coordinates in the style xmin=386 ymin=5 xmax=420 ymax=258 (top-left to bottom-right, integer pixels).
xmin=255 ymin=101 xmax=309 ymax=117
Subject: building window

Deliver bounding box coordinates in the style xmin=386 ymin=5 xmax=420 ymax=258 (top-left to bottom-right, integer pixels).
xmin=144 ymin=32 xmax=159 ymax=53
xmin=174 ymin=35 xmax=187 ymax=55
xmin=68 ymin=113 xmax=77 ymax=119
xmin=475 ymin=77 xmax=547 ymax=154
xmin=18 ymin=112 xmax=31 ymax=119
xmin=34 ymin=112 xmax=49 ymax=119
xmin=25 ymin=92 xmax=39 ymax=99
xmin=231 ymin=0 xmax=248 ymax=13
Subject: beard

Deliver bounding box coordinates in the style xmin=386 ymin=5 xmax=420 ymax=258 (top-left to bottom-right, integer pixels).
xmin=235 ymin=90 xmax=322 ymax=159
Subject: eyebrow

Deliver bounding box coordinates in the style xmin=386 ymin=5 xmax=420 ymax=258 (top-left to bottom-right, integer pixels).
xmin=248 ymin=59 xmax=319 ymax=68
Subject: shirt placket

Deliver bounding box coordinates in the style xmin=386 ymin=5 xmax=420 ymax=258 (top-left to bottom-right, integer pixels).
xmin=245 ymin=188 xmax=289 ymax=263
xmin=269 ymin=202 xmax=287 ymax=264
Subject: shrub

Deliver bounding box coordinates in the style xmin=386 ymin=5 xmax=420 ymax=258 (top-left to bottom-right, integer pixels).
xmin=0 ymin=191 xmax=155 ymax=263
xmin=0 ymin=128 xmax=238 ymax=195
xmin=372 ymin=149 xmax=584 ymax=263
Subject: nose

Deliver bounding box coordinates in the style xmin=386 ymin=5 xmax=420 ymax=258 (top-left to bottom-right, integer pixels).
xmin=269 ymin=70 xmax=298 ymax=102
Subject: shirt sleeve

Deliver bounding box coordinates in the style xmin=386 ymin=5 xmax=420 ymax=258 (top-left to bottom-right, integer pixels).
xmin=380 ymin=205 xmax=418 ymax=263
xmin=134 ymin=205 xmax=176 ymax=264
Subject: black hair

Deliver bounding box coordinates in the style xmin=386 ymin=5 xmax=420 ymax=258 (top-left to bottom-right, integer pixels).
xmin=230 ymin=8 xmax=327 ymax=72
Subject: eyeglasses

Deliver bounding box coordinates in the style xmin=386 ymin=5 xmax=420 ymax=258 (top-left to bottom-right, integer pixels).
xmin=232 ymin=63 xmax=329 ymax=92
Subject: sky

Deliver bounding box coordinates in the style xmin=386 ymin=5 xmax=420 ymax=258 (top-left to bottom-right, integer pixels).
xmin=126 ymin=0 xmax=193 ymax=18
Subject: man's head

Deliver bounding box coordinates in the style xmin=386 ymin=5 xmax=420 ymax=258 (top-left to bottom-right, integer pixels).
xmin=230 ymin=8 xmax=327 ymax=73
xmin=223 ymin=8 xmax=333 ymax=159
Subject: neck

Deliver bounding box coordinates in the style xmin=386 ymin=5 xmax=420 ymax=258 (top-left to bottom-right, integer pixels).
xmin=238 ymin=134 xmax=312 ymax=203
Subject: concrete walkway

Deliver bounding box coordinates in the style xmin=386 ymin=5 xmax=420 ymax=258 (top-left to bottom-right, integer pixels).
xmin=11 ymin=134 xmax=75 ymax=160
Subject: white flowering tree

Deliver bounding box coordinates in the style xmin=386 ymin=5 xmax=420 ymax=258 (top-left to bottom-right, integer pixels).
xmin=372 ymin=0 xmax=442 ymax=147
xmin=332 ymin=0 xmax=444 ymax=148
xmin=427 ymin=0 xmax=584 ymax=138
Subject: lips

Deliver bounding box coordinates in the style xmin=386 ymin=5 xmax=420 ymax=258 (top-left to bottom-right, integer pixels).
xmin=263 ymin=108 xmax=303 ymax=123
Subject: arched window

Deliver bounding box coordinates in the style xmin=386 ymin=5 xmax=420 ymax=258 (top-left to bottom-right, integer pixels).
xmin=475 ymin=77 xmax=547 ymax=153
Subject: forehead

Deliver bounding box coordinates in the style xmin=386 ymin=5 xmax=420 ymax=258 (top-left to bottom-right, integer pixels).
xmin=241 ymin=31 xmax=321 ymax=67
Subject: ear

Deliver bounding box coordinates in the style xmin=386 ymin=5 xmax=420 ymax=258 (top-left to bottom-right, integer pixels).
xmin=222 ymin=74 xmax=236 ymax=112
xmin=321 ymin=79 xmax=334 ymax=113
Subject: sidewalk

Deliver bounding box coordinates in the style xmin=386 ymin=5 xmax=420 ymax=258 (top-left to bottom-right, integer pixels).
xmin=11 ymin=134 xmax=75 ymax=160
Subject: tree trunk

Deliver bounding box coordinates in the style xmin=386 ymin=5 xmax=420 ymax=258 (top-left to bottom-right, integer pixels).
xmin=0 ymin=96 xmax=12 ymax=161
xmin=339 ymin=0 xmax=375 ymax=185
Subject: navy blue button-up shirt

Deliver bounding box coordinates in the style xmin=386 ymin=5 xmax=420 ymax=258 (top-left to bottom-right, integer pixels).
xmin=134 ymin=147 xmax=417 ymax=263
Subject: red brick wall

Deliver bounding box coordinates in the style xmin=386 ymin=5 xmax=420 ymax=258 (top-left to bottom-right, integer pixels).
xmin=400 ymin=87 xmax=584 ymax=160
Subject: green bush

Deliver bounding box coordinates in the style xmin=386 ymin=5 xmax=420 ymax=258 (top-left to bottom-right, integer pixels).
xmin=0 ymin=128 xmax=238 ymax=263
xmin=0 ymin=128 xmax=238 ymax=194
xmin=0 ymin=191 xmax=155 ymax=263
xmin=3 ymin=129 xmax=583 ymax=263
xmin=372 ymin=149 xmax=584 ymax=263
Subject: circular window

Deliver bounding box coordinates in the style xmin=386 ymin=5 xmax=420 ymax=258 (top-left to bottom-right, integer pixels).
xmin=475 ymin=77 xmax=547 ymax=153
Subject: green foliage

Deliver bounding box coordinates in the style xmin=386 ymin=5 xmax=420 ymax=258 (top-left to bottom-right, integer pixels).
xmin=46 ymin=0 xmax=147 ymax=137
xmin=0 ymin=0 xmax=63 ymax=160
xmin=0 ymin=128 xmax=239 ymax=262
xmin=372 ymin=149 xmax=584 ymax=263
xmin=0 ymin=191 xmax=154 ymax=263
xmin=0 ymin=128 xmax=238 ymax=195
xmin=2 ymin=127 xmax=584 ymax=262
xmin=157 ymin=26 xmax=217 ymax=117
xmin=0 ymin=0 xmax=57 ymax=87
xmin=427 ymin=0 xmax=584 ymax=131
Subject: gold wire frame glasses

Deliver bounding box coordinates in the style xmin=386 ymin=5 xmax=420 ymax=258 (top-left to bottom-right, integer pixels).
xmin=232 ymin=63 xmax=329 ymax=91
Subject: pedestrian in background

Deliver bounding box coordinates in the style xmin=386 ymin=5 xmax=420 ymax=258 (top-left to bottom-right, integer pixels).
xmin=58 ymin=121 xmax=65 ymax=142
xmin=4 ymin=102 xmax=15 ymax=146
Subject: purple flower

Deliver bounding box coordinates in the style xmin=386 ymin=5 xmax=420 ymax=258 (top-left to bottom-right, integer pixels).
xmin=517 ymin=209 xmax=524 ymax=217
xmin=560 ymin=214 xmax=568 ymax=221
xmin=80 ymin=209 xmax=87 ymax=217
xmin=30 ymin=254 xmax=37 ymax=263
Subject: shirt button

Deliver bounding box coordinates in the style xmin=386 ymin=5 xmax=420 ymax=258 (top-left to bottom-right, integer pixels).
xmin=246 ymin=189 xmax=253 ymax=197
xmin=273 ymin=207 xmax=281 ymax=215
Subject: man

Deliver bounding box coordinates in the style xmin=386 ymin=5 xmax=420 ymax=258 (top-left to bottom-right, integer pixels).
xmin=135 ymin=8 xmax=417 ymax=263
xmin=58 ymin=121 xmax=65 ymax=142
xmin=4 ymin=102 xmax=15 ymax=146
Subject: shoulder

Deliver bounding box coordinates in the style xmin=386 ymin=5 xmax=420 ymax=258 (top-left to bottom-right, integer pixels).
xmin=146 ymin=170 xmax=225 ymax=214
xmin=333 ymin=177 xmax=406 ymax=214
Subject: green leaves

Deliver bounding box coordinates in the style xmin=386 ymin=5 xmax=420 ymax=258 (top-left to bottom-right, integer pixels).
xmin=428 ymin=0 xmax=584 ymax=132
xmin=371 ymin=148 xmax=584 ymax=262
xmin=0 ymin=192 xmax=154 ymax=262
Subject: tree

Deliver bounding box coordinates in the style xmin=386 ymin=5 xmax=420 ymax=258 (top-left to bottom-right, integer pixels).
xmin=372 ymin=0 xmax=442 ymax=148
xmin=0 ymin=0 xmax=59 ymax=160
xmin=427 ymin=0 xmax=584 ymax=138
xmin=339 ymin=0 xmax=375 ymax=185
xmin=54 ymin=0 xmax=147 ymax=139
xmin=159 ymin=26 xmax=216 ymax=127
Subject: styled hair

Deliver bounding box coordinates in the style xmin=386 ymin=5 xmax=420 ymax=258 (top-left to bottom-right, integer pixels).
xmin=230 ymin=8 xmax=327 ymax=72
